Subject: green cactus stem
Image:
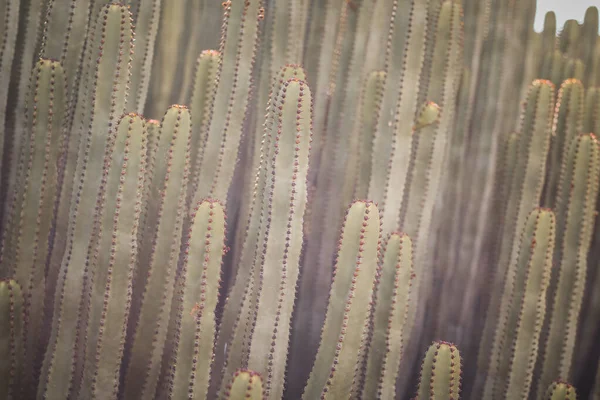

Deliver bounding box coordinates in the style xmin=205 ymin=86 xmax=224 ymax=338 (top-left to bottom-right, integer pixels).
xmin=75 ymin=113 xmax=147 ymax=399
xmin=224 ymin=370 xmax=263 ymax=400
xmin=476 ymin=80 xmax=555 ymax=397
xmin=38 ymin=5 xmax=134 ymax=398
xmin=168 ymin=200 xmax=226 ymax=400
xmin=302 ymin=200 xmax=380 ymax=399
xmin=544 ymin=380 xmax=577 ymax=400
xmin=3 ymin=59 xmax=65 ymax=393
xmin=193 ymin=0 xmax=263 ymax=202
xmin=484 ymin=208 xmax=555 ymax=399
xmin=123 ymin=105 xmax=191 ymax=400
xmin=246 ymin=79 xmax=312 ymax=400
xmin=362 ymin=232 xmax=414 ymax=400
xmin=537 ymin=133 xmax=600 ymax=398
xmin=543 ymin=79 xmax=584 ymax=208
xmin=0 ymin=279 xmax=23 ymax=399
xmin=416 ymin=341 xmax=462 ymax=400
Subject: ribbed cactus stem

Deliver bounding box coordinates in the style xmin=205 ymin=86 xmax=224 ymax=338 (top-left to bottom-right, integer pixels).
xmin=213 ymin=66 xmax=308 ymax=398
xmin=484 ymin=208 xmax=555 ymax=400
xmin=477 ymin=80 xmax=555 ymax=393
xmin=224 ymin=370 xmax=263 ymax=400
xmin=128 ymin=0 xmax=161 ymax=113
xmin=544 ymin=380 xmax=577 ymax=400
xmin=6 ymin=58 xmax=65 ymax=393
xmin=0 ymin=279 xmax=23 ymax=399
xmin=123 ymin=105 xmax=191 ymax=399
xmin=38 ymin=6 xmax=134 ymax=398
xmin=354 ymin=70 xmax=385 ymax=199
xmin=247 ymin=79 xmax=312 ymax=400
xmin=188 ymin=50 xmax=220 ymax=204
xmin=76 ymin=113 xmax=147 ymax=399
xmin=193 ymin=0 xmax=263 ymax=202
xmin=537 ymin=133 xmax=600 ymax=398
xmin=416 ymin=341 xmax=462 ymax=400
xmin=582 ymin=87 xmax=600 ymax=136
xmin=543 ymin=79 xmax=584 ymax=207
xmin=0 ymin=0 xmax=20 ymax=186
xmin=169 ymin=199 xmax=226 ymax=400
xmin=302 ymin=200 xmax=381 ymax=399
xmin=362 ymin=232 xmax=414 ymax=400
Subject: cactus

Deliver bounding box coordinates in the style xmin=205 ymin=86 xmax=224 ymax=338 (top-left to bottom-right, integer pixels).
xmin=302 ymin=200 xmax=380 ymax=399
xmin=544 ymin=380 xmax=577 ymax=400
xmin=537 ymin=133 xmax=600 ymax=397
xmin=0 ymin=279 xmax=23 ymax=399
xmin=224 ymin=369 xmax=264 ymax=400
xmin=362 ymin=232 xmax=414 ymax=400
xmin=484 ymin=208 xmax=555 ymax=399
xmin=0 ymin=1 xmax=600 ymax=399
xmin=123 ymin=105 xmax=191 ymax=399
xmin=416 ymin=341 xmax=462 ymax=400
xmin=168 ymin=199 xmax=226 ymax=400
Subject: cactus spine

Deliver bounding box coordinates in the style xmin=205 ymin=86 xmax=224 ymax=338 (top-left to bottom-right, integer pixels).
xmin=224 ymin=370 xmax=264 ymax=400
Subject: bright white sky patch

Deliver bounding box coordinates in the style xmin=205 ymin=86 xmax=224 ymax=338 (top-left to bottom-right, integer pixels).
xmin=534 ymin=0 xmax=598 ymax=33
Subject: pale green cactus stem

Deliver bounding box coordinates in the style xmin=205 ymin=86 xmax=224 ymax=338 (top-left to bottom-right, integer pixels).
xmin=559 ymin=20 xmax=581 ymax=59
xmin=38 ymin=0 xmax=94 ymax=126
xmin=168 ymin=200 xmax=226 ymax=400
xmin=3 ymin=0 xmax=44 ymax=205
xmin=188 ymin=50 xmax=220 ymax=204
xmin=123 ymin=105 xmax=191 ymax=400
xmin=0 ymin=0 xmax=20 ymax=189
xmin=562 ymin=58 xmax=585 ymax=83
xmin=353 ymin=70 xmax=386 ymax=199
xmin=398 ymin=102 xmax=441 ymax=235
xmin=368 ymin=0 xmax=429 ymax=208
xmin=128 ymin=0 xmax=162 ymax=113
xmin=544 ymin=380 xmax=577 ymax=400
xmin=246 ymin=79 xmax=312 ymax=400
xmin=299 ymin=0 xmax=381 ymax=365
xmin=483 ymin=208 xmax=555 ymax=400
xmin=193 ymin=0 xmax=263 ymax=202
xmin=137 ymin=118 xmax=160 ymax=249
xmin=2 ymin=59 xmax=65 ymax=392
xmin=224 ymin=370 xmax=263 ymax=400
xmin=362 ymin=233 xmax=414 ymax=400
xmin=212 ymin=67 xmax=307 ymax=398
xmin=416 ymin=341 xmax=462 ymax=400
xmin=146 ymin=0 xmax=187 ymax=117
xmin=537 ymin=133 xmax=600 ymax=399
xmin=0 ymin=279 xmax=23 ymax=399
xmin=581 ymin=7 xmax=599 ymax=85
xmin=37 ymin=5 xmax=134 ymax=399
xmin=305 ymin=0 xmax=346 ymax=177
xmin=475 ymin=79 xmax=555 ymax=397
xmin=77 ymin=113 xmax=147 ymax=400
xmin=543 ymin=79 xmax=584 ymax=208
xmin=540 ymin=12 xmax=557 ymax=62
xmin=42 ymin=4 xmax=134 ymax=348
xmin=541 ymin=51 xmax=566 ymax=89
xmin=302 ymin=200 xmax=380 ymax=400
xmin=177 ymin=0 xmax=223 ymax=105
xmin=582 ymin=87 xmax=600 ymax=136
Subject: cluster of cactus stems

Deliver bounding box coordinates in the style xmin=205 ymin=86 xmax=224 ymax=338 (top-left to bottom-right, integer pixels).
xmin=1 ymin=0 xmax=600 ymax=399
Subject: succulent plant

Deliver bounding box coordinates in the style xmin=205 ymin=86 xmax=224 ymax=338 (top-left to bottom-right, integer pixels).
xmin=0 ymin=0 xmax=599 ymax=399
